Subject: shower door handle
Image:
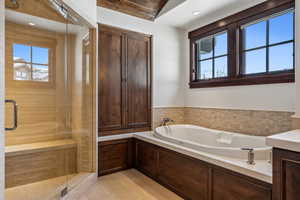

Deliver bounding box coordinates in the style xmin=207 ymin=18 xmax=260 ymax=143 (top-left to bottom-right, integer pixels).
xmin=5 ymin=99 xmax=18 ymax=131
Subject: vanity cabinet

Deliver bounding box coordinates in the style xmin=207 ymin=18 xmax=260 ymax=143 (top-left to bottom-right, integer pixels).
xmin=135 ymin=139 xmax=272 ymax=200
xmin=273 ymin=148 xmax=300 ymax=200
xmin=98 ymin=24 xmax=152 ymax=136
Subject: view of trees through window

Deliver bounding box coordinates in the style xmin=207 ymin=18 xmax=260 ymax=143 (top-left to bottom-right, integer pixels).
xmin=13 ymin=44 xmax=50 ymax=82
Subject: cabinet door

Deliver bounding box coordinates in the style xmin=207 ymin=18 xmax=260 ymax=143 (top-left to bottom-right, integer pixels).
xmin=135 ymin=140 xmax=158 ymax=177
xmin=126 ymin=35 xmax=151 ymax=129
xmin=98 ymin=28 xmax=124 ymax=133
xmin=158 ymin=149 xmax=210 ymax=200
xmin=212 ymin=169 xmax=271 ymax=200
xmin=273 ymin=148 xmax=300 ymax=200
xmin=98 ymin=139 xmax=133 ymax=176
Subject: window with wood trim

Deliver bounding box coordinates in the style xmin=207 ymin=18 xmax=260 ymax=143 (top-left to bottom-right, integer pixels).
xmin=189 ymin=0 xmax=295 ymax=88
xmin=241 ymin=9 xmax=294 ymax=75
xmin=13 ymin=43 xmax=51 ymax=82
xmin=196 ymin=31 xmax=228 ymax=80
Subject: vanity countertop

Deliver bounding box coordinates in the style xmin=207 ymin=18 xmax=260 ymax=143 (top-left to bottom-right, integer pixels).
xmin=266 ymin=130 xmax=300 ymax=153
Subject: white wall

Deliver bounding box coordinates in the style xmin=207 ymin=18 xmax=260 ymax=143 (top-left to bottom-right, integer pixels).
xmin=183 ymin=0 xmax=296 ymax=112
xmin=62 ymin=0 xmax=97 ymax=27
xmin=0 ymin=0 xmax=5 ymax=198
xmin=295 ymin=0 xmax=300 ymax=116
xmin=97 ymin=7 xmax=185 ymax=108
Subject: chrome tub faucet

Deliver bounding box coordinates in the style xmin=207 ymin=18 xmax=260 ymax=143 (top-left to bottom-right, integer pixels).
xmin=161 ymin=118 xmax=174 ymax=126
xmin=241 ymin=148 xmax=255 ymax=165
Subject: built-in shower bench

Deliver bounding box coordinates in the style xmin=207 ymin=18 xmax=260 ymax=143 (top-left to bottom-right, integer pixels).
xmin=5 ymin=139 xmax=77 ymax=157
xmin=5 ymin=139 xmax=77 ymax=188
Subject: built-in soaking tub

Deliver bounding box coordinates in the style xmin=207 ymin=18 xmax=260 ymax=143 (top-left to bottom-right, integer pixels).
xmin=154 ymin=124 xmax=272 ymax=160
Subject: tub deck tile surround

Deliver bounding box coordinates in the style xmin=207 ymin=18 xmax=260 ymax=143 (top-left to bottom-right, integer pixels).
xmin=99 ymin=131 xmax=272 ymax=183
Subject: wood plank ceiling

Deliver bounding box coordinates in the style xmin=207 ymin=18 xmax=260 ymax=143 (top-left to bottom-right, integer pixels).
xmin=97 ymin=0 xmax=169 ymax=21
xmin=5 ymin=0 xmax=68 ymax=23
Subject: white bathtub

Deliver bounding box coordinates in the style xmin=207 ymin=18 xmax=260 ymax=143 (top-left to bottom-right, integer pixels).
xmin=154 ymin=125 xmax=272 ymax=160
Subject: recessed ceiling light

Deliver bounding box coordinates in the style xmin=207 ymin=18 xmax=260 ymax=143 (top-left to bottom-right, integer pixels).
xmin=193 ymin=11 xmax=201 ymax=16
xmin=28 ymin=22 xmax=35 ymax=26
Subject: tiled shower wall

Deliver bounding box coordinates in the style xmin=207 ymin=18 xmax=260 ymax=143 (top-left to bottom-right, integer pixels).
xmin=153 ymin=107 xmax=300 ymax=136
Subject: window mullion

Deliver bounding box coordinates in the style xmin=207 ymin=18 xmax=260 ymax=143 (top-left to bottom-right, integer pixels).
xmin=228 ymin=23 xmax=237 ymax=77
xmin=30 ymin=46 xmax=33 ymax=80
xmin=293 ymin=11 xmax=295 ymax=70
xmin=195 ymin=42 xmax=199 ymax=80
xmin=266 ymin=20 xmax=270 ymax=73
xmin=212 ymin=36 xmax=215 ymax=78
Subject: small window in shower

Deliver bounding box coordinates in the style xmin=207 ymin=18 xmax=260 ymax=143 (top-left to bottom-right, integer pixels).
xmin=13 ymin=44 xmax=51 ymax=82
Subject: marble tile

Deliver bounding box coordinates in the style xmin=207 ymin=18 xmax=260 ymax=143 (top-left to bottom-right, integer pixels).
xmin=184 ymin=107 xmax=294 ymax=136
xmin=153 ymin=107 xmax=295 ymax=136
xmin=152 ymin=107 xmax=185 ymax=129
xmin=266 ymin=130 xmax=300 ymax=153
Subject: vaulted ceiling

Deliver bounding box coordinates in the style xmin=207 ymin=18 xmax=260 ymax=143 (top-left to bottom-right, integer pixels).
xmin=97 ymin=0 xmax=169 ymax=21
xmin=5 ymin=0 xmax=68 ymax=23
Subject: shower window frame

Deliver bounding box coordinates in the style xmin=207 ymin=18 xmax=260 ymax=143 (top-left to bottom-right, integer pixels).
xmin=188 ymin=0 xmax=295 ymax=88
xmin=11 ymin=39 xmax=56 ymax=87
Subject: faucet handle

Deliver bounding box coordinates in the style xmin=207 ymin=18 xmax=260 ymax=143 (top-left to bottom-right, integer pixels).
xmin=241 ymin=148 xmax=255 ymax=165
xmin=241 ymin=148 xmax=254 ymax=152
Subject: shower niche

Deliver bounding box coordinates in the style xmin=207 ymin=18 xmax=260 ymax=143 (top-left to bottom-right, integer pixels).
xmin=4 ymin=0 xmax=97 ymax=199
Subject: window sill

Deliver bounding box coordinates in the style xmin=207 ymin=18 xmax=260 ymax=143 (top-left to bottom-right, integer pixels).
xmin=189 ymin=72 xmax=295 ymax=88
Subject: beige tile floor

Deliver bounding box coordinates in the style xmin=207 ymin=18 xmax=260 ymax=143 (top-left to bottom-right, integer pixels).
xmin=5 ymin=173 xmax=92 ymax=200
xmin=79 ymin=169 xmax=182 ymax=200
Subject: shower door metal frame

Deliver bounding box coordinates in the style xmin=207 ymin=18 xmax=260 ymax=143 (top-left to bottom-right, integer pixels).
xmin=0 ymin=0 xmax=5 ymax=199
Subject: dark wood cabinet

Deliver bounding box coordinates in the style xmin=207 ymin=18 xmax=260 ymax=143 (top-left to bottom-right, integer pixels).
xmin=98 ymin=139 xmax=133 ymax=176
xmin=273 ymin=148 xmax=300 ymax=200
xmin=158 ymin=149 xmax=210 ymax=200
xmin=98 ymin=25 xmax=152 ymax=136
xmin=98 ymin=26 xmax=123 ymax=132
xmin=135 ymin=140 xmax=158 ymax=177
xmin=212 ymin=168 xmax=271 ymax=200
xmin=135 ymin=139 xmax=272 ymax=200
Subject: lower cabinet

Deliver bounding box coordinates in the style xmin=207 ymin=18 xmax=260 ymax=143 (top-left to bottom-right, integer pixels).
xmin=212 ymin=169 xmax=271 ymax=200
xmin=158 ymin=149 xmax=209 ymax=199
xmin=135 ymin=140 xmax=158 ymax=177
xmin=273 ymin=148 xmax=300 ymax=200
xmin=135 ymin=139 xmax=272 ymax=200
xmin=98 ymin=138 xmax=133 ymax=176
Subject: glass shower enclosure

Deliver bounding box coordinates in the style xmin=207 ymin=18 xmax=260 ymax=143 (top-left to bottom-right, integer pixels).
xmin=4 ymin=0 xmax=97 ymax=199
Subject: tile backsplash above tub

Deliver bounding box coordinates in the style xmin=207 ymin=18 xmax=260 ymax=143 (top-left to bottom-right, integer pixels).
xmin=184 ymin=108 xmax=294 ymax=136
xmin=152 ymin=107 xmax=185 ymax=129
xmin=153 ymin=107 xmax=296 ymax=136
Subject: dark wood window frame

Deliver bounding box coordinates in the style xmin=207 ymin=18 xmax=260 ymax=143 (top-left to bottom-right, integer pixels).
xmin=189 ymin=0 xmax=295 ymax=88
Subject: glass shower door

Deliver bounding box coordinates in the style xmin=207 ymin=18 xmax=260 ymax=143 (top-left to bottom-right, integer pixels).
xmin=4 ymin=1 xmax=72 ymax=199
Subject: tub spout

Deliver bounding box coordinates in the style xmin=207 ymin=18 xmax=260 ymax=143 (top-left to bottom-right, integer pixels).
xmin=241 ymin=148 xmax=255 ymax=165
xmin=161 ymin=118 xmax=174 ymax=126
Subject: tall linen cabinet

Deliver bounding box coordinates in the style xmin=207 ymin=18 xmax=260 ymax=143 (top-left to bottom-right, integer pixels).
xmin=98 ymin=25 xmax=152 ymax=136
